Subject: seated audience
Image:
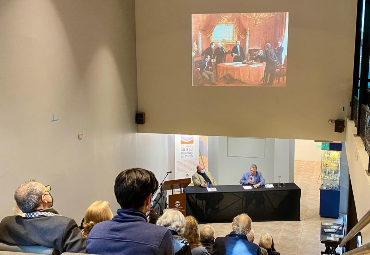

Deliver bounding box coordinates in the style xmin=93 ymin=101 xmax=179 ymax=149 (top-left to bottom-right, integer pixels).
xmin=246 ymin=228 xmax=255 ymax=242
xmin=212 ymin=214 xmax=262 ymax=255
xmin=0 ymin=181 xmax=86 ymax=253
xmin=184 ymin=216 xmax=209 ymax=255
xmin=248 ymin=230 xmax=268 ymax=255
xmin=82 ymin=200 xmax=113 ymax=238
xmin=157 ymin=209 xmax=191 ymax=255
xmin=259 ymin=233 xmax=280 ymax=255
xmin=200 ymin=225 xmax=215 ymax=253
xmin=87 ymin=168 xmax=173 ymax=255
xmin=147 ymin=208 xmax=159 ymax=224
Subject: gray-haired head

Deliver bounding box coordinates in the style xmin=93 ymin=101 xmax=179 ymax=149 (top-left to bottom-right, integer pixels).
xmin=232 ymin=213 xmax=252 ymax=236
xmin=259 ymin=233 xmax=273 ymax=249
xmin=14 ymin=181 xmax=44 ymax=213
xmin=266 ymin=43 xmax=271 ymax=49
xmin=156 ymin=209 xmax=186 ymax=235
xmin=200 ymin=225 xmax=215 ymax=242
xmin=250 ymin=164 xmax=257 ymax=170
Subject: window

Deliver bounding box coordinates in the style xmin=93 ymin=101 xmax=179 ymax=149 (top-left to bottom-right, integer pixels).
xmin=213 ymin=24 xmax=234 ymax=42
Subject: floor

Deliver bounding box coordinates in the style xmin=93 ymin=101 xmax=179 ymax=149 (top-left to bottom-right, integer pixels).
xmin=200 ymin=160 xmax=343 ymax=255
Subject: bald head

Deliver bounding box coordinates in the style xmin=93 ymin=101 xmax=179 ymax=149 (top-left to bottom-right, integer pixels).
xmin=200 ymin=225 xmax=215 ymax=242
xmin=232 ymin=214 xmax=252 ymax=236
xmin=14 ymin=181 xmax=45 ymax=213
xmin=196 ymin=164 xmax=205 ymax=173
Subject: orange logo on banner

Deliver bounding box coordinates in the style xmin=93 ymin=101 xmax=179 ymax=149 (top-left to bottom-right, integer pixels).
xmin=181 ymin=135 xmax=194 ymax=144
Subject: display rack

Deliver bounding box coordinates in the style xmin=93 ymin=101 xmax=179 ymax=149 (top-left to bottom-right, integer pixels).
xmin=320 ymin=142 xmax=342 ymax=218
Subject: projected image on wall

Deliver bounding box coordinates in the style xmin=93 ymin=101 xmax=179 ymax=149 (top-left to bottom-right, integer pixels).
xmin=192 ymin=13 xmax=289 ymax=87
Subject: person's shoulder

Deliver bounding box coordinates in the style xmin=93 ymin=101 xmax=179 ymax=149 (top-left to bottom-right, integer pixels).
xmin=192 ymin=246 xmax=208 ymax=255
xmin=214 ymin=236 xmax=226 ymax=243
xmin=0 ymin=215 xmax=17 ymax=225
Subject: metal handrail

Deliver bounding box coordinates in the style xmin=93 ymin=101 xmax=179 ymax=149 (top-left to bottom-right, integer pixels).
xmin=342 ymin=242 xmax=370 ymax=255
xmin=340 ymin=209 xmax=370 ymax=247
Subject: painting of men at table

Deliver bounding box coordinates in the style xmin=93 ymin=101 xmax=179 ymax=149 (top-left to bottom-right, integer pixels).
xmin=192 ymin=12 xmax=289 ymax=87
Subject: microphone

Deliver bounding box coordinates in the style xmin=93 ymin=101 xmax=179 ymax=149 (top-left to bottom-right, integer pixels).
xmin=167 ymin=171 xmax=172 ymax=173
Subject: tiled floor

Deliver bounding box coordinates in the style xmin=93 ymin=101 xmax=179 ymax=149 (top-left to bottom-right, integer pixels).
xmin=200 ymin=160 xmax=342 ymax=255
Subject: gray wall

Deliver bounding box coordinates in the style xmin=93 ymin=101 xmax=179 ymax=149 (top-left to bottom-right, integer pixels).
xmin=0 ymin=0 xmax=137 ymax=221
xmin=340 ymin=142 xmax=349 ymax=214
xmin=208 ymin=137 xmax=294 ymax=185
xmin=136 ymin=0 xmax=355 ymax=141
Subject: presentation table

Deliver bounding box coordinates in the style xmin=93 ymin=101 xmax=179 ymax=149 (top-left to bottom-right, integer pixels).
xmin=217 ymin=62 xmax=265 ymax=84
xmin=184 ymin=183 xmax=301 ymax=223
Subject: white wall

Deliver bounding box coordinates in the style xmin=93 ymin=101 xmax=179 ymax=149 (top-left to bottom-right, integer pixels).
xmin=208 ymin=137 xmax=294 ymax=185
xmin=295 ymin=139 xmax=322 ymax=161
xmin=136 ymin=133 xmax=175 ymax=185
xmin=0 ymin=0 xmax=137 ymax=221
xmin=345 ymin=119 xmax=370 ymax=244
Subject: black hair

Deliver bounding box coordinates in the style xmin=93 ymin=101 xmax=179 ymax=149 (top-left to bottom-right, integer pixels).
xmin=114 ymin=168 xmax=158 ymax=210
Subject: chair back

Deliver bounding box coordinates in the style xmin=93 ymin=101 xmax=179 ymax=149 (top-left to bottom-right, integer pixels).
xmin=0 ymin=243 xmax=55 ymax=254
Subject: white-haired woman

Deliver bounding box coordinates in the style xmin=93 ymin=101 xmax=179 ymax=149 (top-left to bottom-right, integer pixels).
xmin=157 ymin=209 xmax=191 ymax=255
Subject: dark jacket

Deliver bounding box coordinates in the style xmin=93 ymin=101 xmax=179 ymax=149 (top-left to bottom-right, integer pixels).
xmin=201 ymin=240 xmax=214 ymax=254
xmin=231 ymin=45 xmax=245 ymax=62
xmin=201 ymin=47 xmax=214 ymax=59
xmin=266 ymin=248 xmax=280 ymax=255
xmin=212 ymin=232 xmax=261 ymax=255
xmin=0 ymin=208 xmax=86 ymax=254
xmin=87 ymin=208 xmax=173 ymax=255
xmin=195 ymin=59 xmax=212 ymax=73
xmin=265 ymin=48 xmax=278 ymax=72
xmin=214 ymin=47 xmax=226 ymax=64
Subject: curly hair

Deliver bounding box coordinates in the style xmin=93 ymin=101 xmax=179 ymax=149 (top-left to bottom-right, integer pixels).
xmin=82 ymin=201 xmax=113 ymax=237
xmin=184 ymin=216 xmax=202 ymax=249
xmin=156 ymin=209 xmax=186 ymax=235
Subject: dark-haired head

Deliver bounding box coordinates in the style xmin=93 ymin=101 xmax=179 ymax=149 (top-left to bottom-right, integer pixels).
xmin=114 ymin=168 xmax=158 ymax=211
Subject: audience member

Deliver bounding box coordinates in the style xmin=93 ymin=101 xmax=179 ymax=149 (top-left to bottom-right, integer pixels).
xmin=82 ymin=200 xmax=113 ymax=238
xmin=147 ymin=208 xmax=159 ymax=224
xmin=0 ymin=181 xmax=86 ymax=253
xmin=259 ymin=233 xmax=280 ymax=255
xmin=87 ymin=168 xmax=173 ymax=255
xmin=200 ymin=225 xmax=215 ymax=254
xmin=157 ymin=209 xmax=191 ymax=255
xmin=212 ymin=214 xmax=262 ymax=255
xmin=246 ymin=228 xmax=255 ymax=242
xmin=184 ymin=216 xmax=209 ymax=255
xmin=192 ymin=164 xmax=217 ymax=188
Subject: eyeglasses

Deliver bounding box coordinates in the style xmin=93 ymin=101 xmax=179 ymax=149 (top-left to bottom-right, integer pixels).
xmin=44 ymin=185 xmax=51 ymax=193
xmin=43 ymin=185 xmax=52 ymax=197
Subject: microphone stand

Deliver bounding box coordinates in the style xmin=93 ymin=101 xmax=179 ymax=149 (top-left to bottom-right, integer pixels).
xmin=151 ymin=171 xmax=171 ymax=215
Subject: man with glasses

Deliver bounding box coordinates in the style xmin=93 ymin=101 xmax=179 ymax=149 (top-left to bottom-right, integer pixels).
xmin=0 ymin=181 xmax=86 ymax=253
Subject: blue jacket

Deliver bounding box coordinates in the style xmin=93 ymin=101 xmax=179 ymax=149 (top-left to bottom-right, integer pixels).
xmin=212 ymin=232 xmax=261 ymax=255
xmin=239 ymin=171 xmax=265 ymax=186
xmin=87 ymin=209 xmax=174 ymax=255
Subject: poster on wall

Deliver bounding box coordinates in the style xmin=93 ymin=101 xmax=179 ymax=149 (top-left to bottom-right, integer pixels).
xmin=192 ymin=12 xmax=289 ymax=87
xmin=175 ymin=135 xmax=199 ymax=180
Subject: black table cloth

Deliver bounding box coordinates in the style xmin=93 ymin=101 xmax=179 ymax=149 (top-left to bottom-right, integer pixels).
xmin=184 ymin=183 xmax=301 ymax=223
